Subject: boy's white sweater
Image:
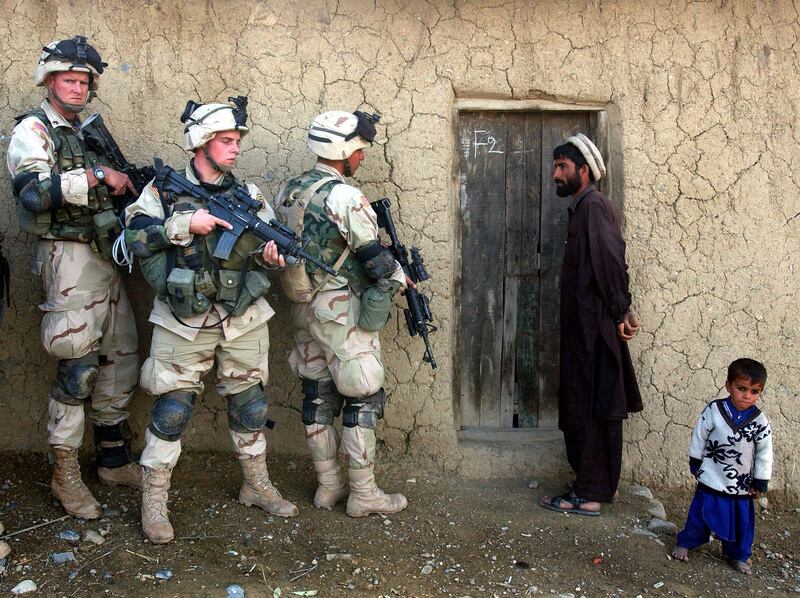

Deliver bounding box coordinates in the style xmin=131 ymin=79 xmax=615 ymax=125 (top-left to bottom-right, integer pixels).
xmin=690 ymin=399 xmax=772 ymax=496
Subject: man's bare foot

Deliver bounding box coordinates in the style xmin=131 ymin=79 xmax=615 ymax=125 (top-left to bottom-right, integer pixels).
xmin=671 ymin=546 xmax=689 ymax=562
xmin=731 ymin=559 xmax=752 ymax=575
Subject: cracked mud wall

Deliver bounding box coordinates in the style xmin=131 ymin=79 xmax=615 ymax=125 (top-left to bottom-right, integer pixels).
xmin=1 ymin=0 xmax=799 ymax=499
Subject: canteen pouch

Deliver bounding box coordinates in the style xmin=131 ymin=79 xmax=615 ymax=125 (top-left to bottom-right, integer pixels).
xmin=357 ymin=279 xmax=398 ymax=332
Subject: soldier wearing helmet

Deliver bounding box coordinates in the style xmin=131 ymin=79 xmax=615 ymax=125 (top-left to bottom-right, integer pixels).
xmin=273 ymin=110 xmax=409 ymax=518
xmin=124 ymin=97 xmax=297 ymax=544
xmin=6 ymin=36 xmax=141 ymax=520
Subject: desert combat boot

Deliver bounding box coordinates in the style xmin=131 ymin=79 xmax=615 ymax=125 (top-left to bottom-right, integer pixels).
xmin=51 ymin=447 xmax=102 ymax=519
xmin=141 ymin=466 xmax=174 ymax=544
xmin=346 ymin=466 xmax=408 ymax=518
xmin=238 ymin=454 xmax=299 ymax=517
xmin=98 ymin=463 xmax=143 ymax=489
xmin=312 ymin=458 xmax=349 ymax=508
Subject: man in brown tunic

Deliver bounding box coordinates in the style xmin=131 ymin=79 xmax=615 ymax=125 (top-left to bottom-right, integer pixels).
xmin=540 ymin=133 xmax=642 ymax=516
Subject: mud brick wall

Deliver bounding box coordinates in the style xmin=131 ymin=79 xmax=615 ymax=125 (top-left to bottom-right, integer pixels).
xmin=1 ymin=0 xmax=798 ymax=499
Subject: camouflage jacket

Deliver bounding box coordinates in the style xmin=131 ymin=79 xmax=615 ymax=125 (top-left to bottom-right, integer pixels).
xmin=274 ymin=163 xmax=405 ymax=294
xmin=7 ymin=101 xmax=114 ymax=241
xmin=124 ymin=165 xmax=276 ymax=342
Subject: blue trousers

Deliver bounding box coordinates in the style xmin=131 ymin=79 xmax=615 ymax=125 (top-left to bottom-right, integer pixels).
xmin=676 ymin=488 xmax=755 ymax=562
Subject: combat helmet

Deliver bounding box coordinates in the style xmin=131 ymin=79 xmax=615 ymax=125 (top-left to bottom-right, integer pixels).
xmin=307 ymin=110 xmax=380 ymax=163
xmin=181 ymin=96 xmax=249 ymax=151
xmin=34 ymin=35 xmax=106 ymax=91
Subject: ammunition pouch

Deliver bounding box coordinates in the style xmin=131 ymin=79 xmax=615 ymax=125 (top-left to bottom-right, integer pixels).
xmin=221 ymin=269 xmax=270 ymax=317
xmin=357 ymin=279 xmax=399 ymax=332
xmin=166 ymin=267 xmax=211 ymax=318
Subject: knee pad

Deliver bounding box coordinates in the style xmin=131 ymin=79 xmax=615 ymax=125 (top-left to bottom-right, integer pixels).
xmin=342 ymin=388 xmax=386 ymax=429
xmin=93 ymin=421 xmax=133 ymax=468
xmin=52 ymin=353 xmax=101 ymax=405
xmin=227 ymin=384 xmax=270 ymax=433
xmin=149 ymin=391 xmax=196 ymax=441
xmin=300 ymin=378 xmax=345 ymax=425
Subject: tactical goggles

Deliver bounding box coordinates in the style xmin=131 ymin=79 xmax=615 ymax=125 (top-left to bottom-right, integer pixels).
xmin=346 ymin=111 xmax=381 ymax=143
xmin=180 ymin=96 xmax=249 ymax=132
xmin=42 ymin=36 xmax=107 ymax=74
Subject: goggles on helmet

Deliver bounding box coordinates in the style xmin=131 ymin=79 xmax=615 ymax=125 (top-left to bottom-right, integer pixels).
xmin=346 ymin=111 xmax=380 ymax=143
xmin=41 ymin=35 xmax=107 ymax=74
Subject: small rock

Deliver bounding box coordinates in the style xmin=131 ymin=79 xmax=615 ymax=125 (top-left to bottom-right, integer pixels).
xmin=101 ymin=507 xmax=121 ymax=518
xmin=155 ymin=569 xmax=173 ymax=580
xmin=647 ymin=500 xmax=667 ymax=520
xmin=628 ymin=484 xmax=653 ymax=500
xmin=654 ymin=581 xmax=664 ymax=589
xmin=103 ymin=570 xmax=113 ymax=582
xmin=325 ymin=553 xmax=353 ymax=561
xmin=383 ymin=519 xmax=392 ymax=526
xmin=226 ymin=584 xmax=246 ymax=598
xmin=51 ymin=550 xmax=76 ymax=565
xmin=559 ymin=594 xmax=575 ymax=598
xmin=59 ymin=529 xmax=81 ymax=545
xmin=406 ymin=478 xmax=416 ymax=483
xmin=11 ymin=580 xmax=37 ymax=595
xmin=759 ymin=496 xmax=769 ymax=510
xmin=83 ymin=530 xmax=106 ymax=545
xmin=421 ymin=564 xmax=434 ymax=575
xmin=647 ymin=518 xmax=678 ymax=535
xmin=0 ymin=521 xmax=4 ymax=535
xmin=528 ymin=480 xmax=539 ymax=489
xmin=0 ymin=540 xmax=10 ymax=559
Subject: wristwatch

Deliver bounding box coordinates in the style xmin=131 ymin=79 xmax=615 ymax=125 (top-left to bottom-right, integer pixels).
xmin=93 ymin=166 xmax=106 ymax=183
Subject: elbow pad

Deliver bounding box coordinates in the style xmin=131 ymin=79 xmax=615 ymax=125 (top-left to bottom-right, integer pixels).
xmin=124 ymin=220 xmax=171 ymax=258
xmin=355 ymin=241 xmax=396 ymax=280
xmin=15 ymin=173 xmax=62 ymax=213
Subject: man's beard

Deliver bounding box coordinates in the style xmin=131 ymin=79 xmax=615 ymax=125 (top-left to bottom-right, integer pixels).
xmin=555 ymin=171 xmax=582 ymax=197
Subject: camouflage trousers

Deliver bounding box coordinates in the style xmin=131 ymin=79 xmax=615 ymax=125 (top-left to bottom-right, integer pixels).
xmin=138 ymin=316 xmax=270 ymax=470
xmin=290 ymin=289 xmax=383 ymax=470
xmin=33 ymin=241 xmax=138 ymax=450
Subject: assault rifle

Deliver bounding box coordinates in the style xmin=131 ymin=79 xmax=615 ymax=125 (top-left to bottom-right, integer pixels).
xmin=371 ymin=198 xmax=437 ymax=369
xmin=153 ymin=161 xmax=339 ymax=275
xmin=80 ymin=113 xmax=156 ymax=197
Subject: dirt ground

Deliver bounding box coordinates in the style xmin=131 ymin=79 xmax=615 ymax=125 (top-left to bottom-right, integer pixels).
xmin=0 ymin=452 xmax=798 ymax=597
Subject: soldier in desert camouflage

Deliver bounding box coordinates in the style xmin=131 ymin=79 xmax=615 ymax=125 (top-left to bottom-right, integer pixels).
xmin=124 ymin=98 xmax=296 ymax=544
xmin=273 ymin=110 xmax=409 ymax=517
xmin=6 ymin=36 xmax=141 ymax=520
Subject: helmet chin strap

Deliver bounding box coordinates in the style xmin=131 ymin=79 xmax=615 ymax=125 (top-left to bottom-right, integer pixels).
xmin=48 ymin=88 xmax=87 ymax=115
xmin=203 ymin=145 xmax=232 ymax=173
xmin=342 ymin=151 xmax=352 ymax=178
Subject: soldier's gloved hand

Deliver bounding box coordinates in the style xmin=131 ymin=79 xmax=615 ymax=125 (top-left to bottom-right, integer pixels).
xmin=189 ymin=209 xmax=233 ymax=235
xmin=261 ymin=240 xmax=286 ymax=268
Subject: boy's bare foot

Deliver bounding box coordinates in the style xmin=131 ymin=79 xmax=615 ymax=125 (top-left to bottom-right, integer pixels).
xmin=671 ymin=546 xmax=689 ymax=562
xmin=731 ymin=559 xmax=752 ymax=575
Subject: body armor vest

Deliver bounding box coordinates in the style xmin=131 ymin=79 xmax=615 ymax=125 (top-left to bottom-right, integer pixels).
xmin=14 ymin=108 xmax=114 ymax=242
xmin=152 ymin=176 xmax=269 ymax=317
xmin=279 ymin=169 xmax=370 ymax=293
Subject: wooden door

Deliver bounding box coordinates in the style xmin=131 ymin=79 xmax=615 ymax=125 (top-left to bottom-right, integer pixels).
xmin=457 ymin=110 xmax=596 ymax=429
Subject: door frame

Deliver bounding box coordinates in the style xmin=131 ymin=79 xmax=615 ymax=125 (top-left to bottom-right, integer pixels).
xmin=451 ymin=98 xmax=619 ymax=434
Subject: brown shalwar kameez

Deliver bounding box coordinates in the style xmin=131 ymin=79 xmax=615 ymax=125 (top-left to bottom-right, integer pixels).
xmin=559 ymin=184 xmax=642 ymax=503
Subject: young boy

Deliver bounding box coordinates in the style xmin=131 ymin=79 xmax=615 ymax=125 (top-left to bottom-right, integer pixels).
xmin=671 ymin=358 xmax=773 ymax=574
